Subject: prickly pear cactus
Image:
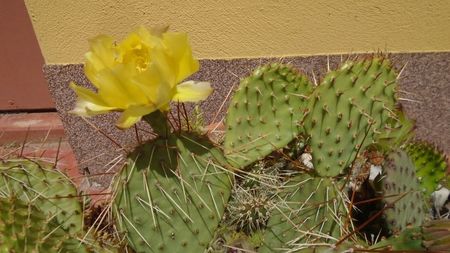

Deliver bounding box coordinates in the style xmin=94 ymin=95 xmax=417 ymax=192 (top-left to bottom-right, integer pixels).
xmin=291 ymin=241 xmax=359 ymax=253
xmin=0 ymin=196 xmax=90 ymax=253
xmin=0 ymin=159 xmax=83 ymax=234
xmin=406 ymin=142 xmax=448 ymax=195
xmin=260 ymin=173 xmax=349 ymax=252
xmin=226 ymin=183 xmax=274 ymax=233
xmin=224 ymin=63 xmax=313 ymax=168
xmin=375 ymin=110 xmax=414 ymax=149
xmin=382 ymin=150 xmax=427 ymax=234
xmin=370 ymin=226 xmax=424 ymax=251
xmin=304 ymin=57 xmax=399 ymax=177
xmin=113 ymin=132 xmax=232 ymax=253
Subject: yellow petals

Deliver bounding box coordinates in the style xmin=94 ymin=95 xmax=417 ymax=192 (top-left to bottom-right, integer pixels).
xmin=173 ymin=81 xmax=213 ymax=102
xmin=69 ymin=82 xmax=117 ymax=115
xmin=162 ymin=32 xmax=199 ymax=83
xmin=116 ymin=105 xmax=156 ymax=129
xmin=84 ymin=35 xmax=116 ymax=88
xmin=70 ymin=26 xmax=211 ymax=129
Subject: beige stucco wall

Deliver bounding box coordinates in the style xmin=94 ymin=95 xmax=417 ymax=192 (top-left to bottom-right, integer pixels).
xmin=25 ymin=0 xmax=450 ymax=64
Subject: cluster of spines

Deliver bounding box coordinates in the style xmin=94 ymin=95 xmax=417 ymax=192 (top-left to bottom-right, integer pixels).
xmin=224 ymin=158 xmax=286 ymax=236
xmin=226 ymin=186 xmax=274 ymax=234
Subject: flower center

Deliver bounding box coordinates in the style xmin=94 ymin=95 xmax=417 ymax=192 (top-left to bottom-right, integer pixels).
xmin=132 ymin=48 xmax=150 ymax=72
xmin=120 ymin=42 xmax=151 ymax=72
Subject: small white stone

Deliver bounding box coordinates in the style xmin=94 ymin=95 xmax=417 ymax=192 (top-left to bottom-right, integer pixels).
xmin=369 ymin=165 xmax=382 ymax=181
xmin=431 ymin=186 xmax=450 ymax=213
xmin=300 ymin=153 xmax=314 ymax=169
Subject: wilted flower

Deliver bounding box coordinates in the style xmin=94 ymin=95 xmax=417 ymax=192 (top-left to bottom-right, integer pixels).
xmin=70 ymin=26 xmax=212 ymax=128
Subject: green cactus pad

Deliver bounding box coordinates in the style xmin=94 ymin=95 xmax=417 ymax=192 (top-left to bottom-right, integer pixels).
xmin=0 ymin=159 xmax=83 ymax=234
xmin=260 ymin=174 xmax=349 ymax=252
xmin=0 ymin=196 xmax=90 ymax=253
xmin=224 ymin=63 xmax=313 ymax=168
xmin=113 ymin=132 xmax=232 ymax=253
xmin=371 ymin=220 xmax=450 ymax=251
xmin=382 ymin=150 xmax=426 ymax=234
xmin=304 ymin=57 xmax=399 ymax=177
xmin=290 ymin=241 xmax=360 ymax=253
xmin=406 ymin=142 xmax=448 ymax=195
xmin=375 ymin=109 xmax=414 ymax=149
xmin=370 ymin=226 xmax=424 ymax=251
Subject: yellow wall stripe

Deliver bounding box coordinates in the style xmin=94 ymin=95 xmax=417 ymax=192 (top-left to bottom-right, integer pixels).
xmin=25 ymin=0 xmax=450 ymax=64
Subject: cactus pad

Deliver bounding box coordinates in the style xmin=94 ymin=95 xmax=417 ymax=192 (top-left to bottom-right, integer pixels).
xmin=406 ymin=142 xmax=448 ymax=195
xmin=382 ymin=150 xmax=426 ymax=233
xmin=0 ymin=196 xmax=90 ymax=253
xmin=113 ymin=132 xmax=232 ymax=253
xmin=0 ymin=159 xmax=83 ymax=234
xmin=260 ymin=174 xmax=349 ymax=252
xmin=375 ymin=110 xmax=414 ymax=149
xmin=370 ymin=226 xmax=424 ymax=251
xmin=304 ymin=57 xmax=399 ymax=177
xmin=224 ymin=63 xmax=313 ymax=168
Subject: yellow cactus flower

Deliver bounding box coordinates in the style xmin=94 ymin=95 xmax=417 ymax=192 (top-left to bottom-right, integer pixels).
xmin=70 ymin=27 xmax=212 ymax=129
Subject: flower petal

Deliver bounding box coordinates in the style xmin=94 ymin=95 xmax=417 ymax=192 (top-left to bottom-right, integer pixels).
xmin=69 ymin=82 xmax=117 ymax=115
xmin=134 ymin=67 xmax=173 ymax=106
xmin=84 ymin=35 xmax=116 ymax=88
xmin=94 ymin=67 xmax=148 ymax=107
xmin=162 ymin=32 xmax=199 ymax=83
xmin=116 ymin=105 xmax=156 ymax=129
xmin=70 ymin=100 xmax=113 ymax=116
xmin=172 ymin=81 xmax=212 ymax=102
